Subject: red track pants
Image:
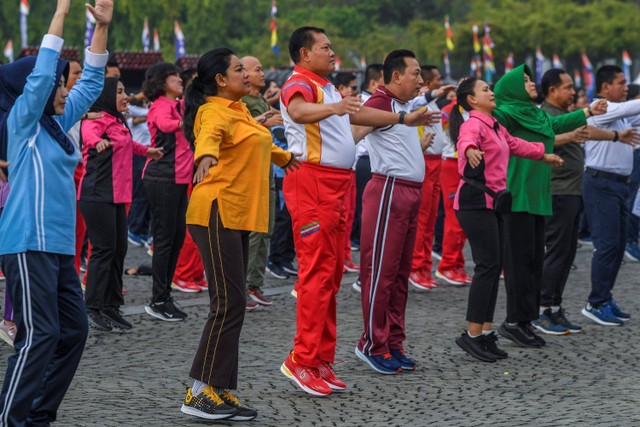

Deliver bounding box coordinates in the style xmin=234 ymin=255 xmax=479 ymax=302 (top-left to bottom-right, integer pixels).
xmin=283 ymin=162 xmax=352 ymax=368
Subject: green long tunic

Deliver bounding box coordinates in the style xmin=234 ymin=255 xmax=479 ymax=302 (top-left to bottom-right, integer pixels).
xmin=493 ymin=65 xmax=586 ymax=216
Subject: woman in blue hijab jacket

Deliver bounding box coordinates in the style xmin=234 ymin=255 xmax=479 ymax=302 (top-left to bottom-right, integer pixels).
xmin=0 ymin=0 xmax=112 ymax=425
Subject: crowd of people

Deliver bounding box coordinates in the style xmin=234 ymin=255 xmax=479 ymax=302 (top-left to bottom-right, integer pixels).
xmin=0 ymin=2 xmax=639 ymax=424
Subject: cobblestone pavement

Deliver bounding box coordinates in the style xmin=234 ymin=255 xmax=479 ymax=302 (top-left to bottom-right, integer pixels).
xmin=2 ymin=242 xmax=640 ymax=426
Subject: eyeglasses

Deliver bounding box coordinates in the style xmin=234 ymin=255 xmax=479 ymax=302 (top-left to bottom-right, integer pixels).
xmin=350 ymin=85 xmax=358 ymax=92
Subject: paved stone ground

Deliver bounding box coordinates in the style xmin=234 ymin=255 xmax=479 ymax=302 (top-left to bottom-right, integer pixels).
xmin=2 ymin=241 xmax=640 ymax=426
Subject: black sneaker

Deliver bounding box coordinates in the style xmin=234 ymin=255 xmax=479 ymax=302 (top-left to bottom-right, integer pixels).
xmin=266 ymin=261 xmax=289 ymax=280
xmin=455 ymin=332 xmax=498 ymax=362
xmin=101 ymin=308 xmax=133 ymax=330
xmin=497 ymin=322 xmax=542 ymax=348
xmin=220 ymin=390 xmax=258 ymax=421
xmin=181 ymin=387 xmax=237 ymax=420
xmin=483 ymin=331 xmax=508 ymax=359
xmin=281 ymin=261 xmax=298 ymax=276
xmin=145 ymin=298 xmax=187 ymax=322
xmin=87 ymin=309 xmax=112 ymax=332
xmin=524 ymin=322 xmax=546 ymax=346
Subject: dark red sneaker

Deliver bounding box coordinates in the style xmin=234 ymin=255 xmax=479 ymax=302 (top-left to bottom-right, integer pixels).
xmin=249 ymin=287 xmax=272 ymax=306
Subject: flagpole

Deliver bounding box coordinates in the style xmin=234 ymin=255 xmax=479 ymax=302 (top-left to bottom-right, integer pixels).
xmin=20 ymin=0 xmax=30 ymax=49
xmin=270 ymin=1 xmax=279 ymax=56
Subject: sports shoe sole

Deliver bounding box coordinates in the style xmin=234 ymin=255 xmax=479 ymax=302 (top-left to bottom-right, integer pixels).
xmin=127 ymin=238 xmax=143 ymax=247
xmin=0 ymin=330 xmax=14 ymax=347
xmin=324 ymin=381 xmax=347 ymax=392
xmin=352 ymin=282 xmax=361 ymax=293
xmin=282 ymin=265 xmax=299 ymax=276
xmin=180 ymin=404 xmax=236 ymax=420
xmin=171 ymin=284 xmax=200 ymax=293
xmin=408 ymin=278 xmax=432 ymax=291
xmin=87 ymin=316 xmax=112 ymax=332
xmin=228 ymin=412 xmax=258 ymax=421
xmin=435 ymin=270 xmax=466 ymax=286
xmin=581 ymin=308 xmax=623 ymax=326
xmin=354 ymin=347 xmax=400 ymax=375
xmin=497 ymin=325 xmax=542 ymax=348
xmin=530 ymin=322 xmax=570 ymax=336
xmin=144 ymin=305 xmax=183 ymax=322
xmin=431 ymin=251 xmax=442 ymax=260
xmin=455 ymin=336 xmax=497 ymax=363
xmin=624 ymin=251 xmax=640 ymax=262
xmin=280 ymin=363 xmax=331 ymax=396
xmin=265 ymin=267 xmax=288 ymax=280
xmin=249 ymin=293 xmax=273 ymax=306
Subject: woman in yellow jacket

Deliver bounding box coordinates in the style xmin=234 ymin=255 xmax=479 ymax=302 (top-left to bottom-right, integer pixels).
xmin=179 ymin=48 xmax=296 ymax=422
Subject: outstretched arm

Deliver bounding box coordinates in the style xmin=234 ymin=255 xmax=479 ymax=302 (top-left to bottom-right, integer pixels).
xmin=48 ymin=0 xmax=70 ymax=37
xmin=8 ymin=0 xmax=70 ymax=145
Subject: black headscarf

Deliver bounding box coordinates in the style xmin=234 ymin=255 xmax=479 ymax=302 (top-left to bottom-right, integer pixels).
xmin=89 ymin=77 xmax=129 ymax=129
xmin=0 ymin=56 xmax=72 ymax=177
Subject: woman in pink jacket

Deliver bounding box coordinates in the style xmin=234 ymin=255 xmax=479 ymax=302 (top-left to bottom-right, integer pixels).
xmin=141 ymin=63 xmax=195 ymax=322
xmin=78 ymin=77 xmax=162 ymax=332
xmin=449 ymin=77 xmax=563 ymax=363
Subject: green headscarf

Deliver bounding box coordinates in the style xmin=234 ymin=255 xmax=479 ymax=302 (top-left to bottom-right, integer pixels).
xmin=494 ymin=64 xmax=555 ymax=139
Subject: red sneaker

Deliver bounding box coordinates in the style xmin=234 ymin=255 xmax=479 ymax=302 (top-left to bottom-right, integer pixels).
xmin=456 ymin=267 xmax=473 ymax=284
xmin=194 ymin=278 xmax=208 ymax=291
xmin=343 ymin=260 xmax=360 ymax=273
xmin=280 ymin=352 xmax=332 ymax=396
xmin=171 ymin=280 xmax=201 ymax=293
xmin=318 ymin=361 xmax=347 ymax=392
xmin=408 ymin=271 xmax=437 ymax=291
xmin=435 ymin=269 xmax=467 ymax=286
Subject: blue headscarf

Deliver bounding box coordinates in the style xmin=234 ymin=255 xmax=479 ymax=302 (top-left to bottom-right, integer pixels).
xmin=0 ymin=55 xmax=72 ymax=178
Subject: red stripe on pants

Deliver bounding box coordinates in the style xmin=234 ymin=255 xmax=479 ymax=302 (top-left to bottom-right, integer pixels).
xmin=74 ymin=163 xmax=86 ymax=276
xmin=411 ymin=156 xmax=441 ymax=274
xmin=358 ymin=174 xmax=421 ymax=356
xmin=438 ymin=158 xmax=466 ymax=271
xmin=283 ymin=162 xmax=352 ymax=368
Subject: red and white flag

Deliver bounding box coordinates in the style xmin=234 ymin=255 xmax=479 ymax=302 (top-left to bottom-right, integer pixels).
xmin=3 ymin=40 xmax=14 ymax=63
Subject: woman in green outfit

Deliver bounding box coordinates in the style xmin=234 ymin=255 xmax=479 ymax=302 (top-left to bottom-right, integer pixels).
xmin=492 ymin=65 xmax=607 ymax=347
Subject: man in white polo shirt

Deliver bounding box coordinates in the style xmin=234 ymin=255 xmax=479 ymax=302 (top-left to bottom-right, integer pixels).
xmin=582 ymin=65 xmax=640 ymax=326
xmin=355 ymin=50 xmax=433 ymax=374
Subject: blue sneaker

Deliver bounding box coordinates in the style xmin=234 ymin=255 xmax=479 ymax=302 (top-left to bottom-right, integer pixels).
xmin=608 ymin=300 xmax=630 ymax=321
xmin=581 ymin=303 xmax=623 ymax=326
xmin=355 ymin=346 xmax=401 ymax=374
xmin=127 ymin=232 xmax=145 ymax=247
xmin=552 ymin=308 xmax=582 ymax=333
xmin=625 ymin=243 xmax=640 ymax=262
xmin=390 ymin=349 xmax=416 ymax=371
xmin=531 ymin=310 xmax=570 ymax=335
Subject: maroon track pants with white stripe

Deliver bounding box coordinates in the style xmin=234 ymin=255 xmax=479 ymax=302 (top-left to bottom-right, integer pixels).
xmin=358 ymin=174 xmax=422 ymax=356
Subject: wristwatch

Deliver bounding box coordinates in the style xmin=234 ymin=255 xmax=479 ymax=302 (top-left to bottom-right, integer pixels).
xmin=398 ymin=111 xmax=406 ymax=125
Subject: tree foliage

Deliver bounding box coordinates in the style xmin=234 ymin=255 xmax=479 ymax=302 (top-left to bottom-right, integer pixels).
xmin=2 ymin=0 xmax=640 ymax=77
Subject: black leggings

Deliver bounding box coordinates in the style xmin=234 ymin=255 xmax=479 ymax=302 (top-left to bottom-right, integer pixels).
xmin=456 ymin=209 xmax=507 ymax=324
xmin=144 ymin=181 xmax=188 ymax=303
xmin=79 ymin=201 xmax=127 ymax=310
